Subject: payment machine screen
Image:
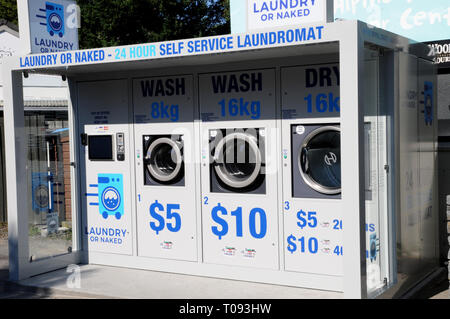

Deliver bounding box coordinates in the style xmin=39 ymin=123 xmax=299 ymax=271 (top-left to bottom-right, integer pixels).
xmin=88 ymin=135 xmax=113 ymax=160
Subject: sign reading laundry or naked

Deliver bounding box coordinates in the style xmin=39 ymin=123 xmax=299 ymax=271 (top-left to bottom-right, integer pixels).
xmin=25 ymin=0 xmax=79 ymax=54
xmin=247 ymin=0 xmax=334 ymax=31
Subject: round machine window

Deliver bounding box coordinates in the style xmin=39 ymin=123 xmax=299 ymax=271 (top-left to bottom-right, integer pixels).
xmin=214 ymin=132 xmax=262 ymax=189
xmin=146 ymin=138 xmax=183 ymax=183
xmin=298 ymin=126 xmax=341 ymax=195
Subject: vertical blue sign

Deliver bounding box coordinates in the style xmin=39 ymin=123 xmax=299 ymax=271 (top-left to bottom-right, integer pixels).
xmin=32 ymin=172 xmax=53 ymax=212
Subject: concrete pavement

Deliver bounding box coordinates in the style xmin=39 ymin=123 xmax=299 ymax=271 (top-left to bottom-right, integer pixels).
xmin=18 ymin=264 xmax=343 ymax=299
xmin=0 ymin=237 xmax=342 ymax=299
xmin=0 ymin=238 xmax=448 ymax=299
xmin=0 ymin=239 xmax=107 ymax=299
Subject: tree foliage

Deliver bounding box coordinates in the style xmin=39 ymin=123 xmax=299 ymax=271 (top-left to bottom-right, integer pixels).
xmin=0 ymin=0 xmax=230 ymax=49
xmin=76 ymin=0 xmax=230 ymax=48
xmin=0 ymin=0 xmax=18 ymax=26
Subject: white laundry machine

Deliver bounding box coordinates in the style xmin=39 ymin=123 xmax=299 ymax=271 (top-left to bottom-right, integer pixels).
xmin=199 ymin=69 xmax=280 ymax=269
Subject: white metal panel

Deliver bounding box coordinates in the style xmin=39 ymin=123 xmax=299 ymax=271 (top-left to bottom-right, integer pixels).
xmin=340 ymin=22 xmax=367 ymax=299
xmin=67 ymin=79 xmax=81 ymax=253
xmin=363 ymin=57 xmax=391 ymax=294
xmin=133 ymin=75 xmax=198 ymax=262
xmin=398 ymin=53 xmax=421 ymax=271
xmin=2 ymin=66 xmax=29 ymax=280
xmin=78 ymin=79 xmax=133 ymax=255
xmin=281 ymin=63 xmax=343 ymax=276
xmin=417 ymin=58 xmax=439 ymax=264
xmin=199 ymin=68 xmax=280 ymax=270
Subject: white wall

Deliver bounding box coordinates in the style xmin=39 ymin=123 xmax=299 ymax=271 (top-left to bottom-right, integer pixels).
xmin=0 ymin=27 xmax=69 ymax=103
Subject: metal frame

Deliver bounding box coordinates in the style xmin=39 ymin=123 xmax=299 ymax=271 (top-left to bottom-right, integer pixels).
xmin=2 ymin=66 xmax=82 ymax=280
xmin=1 ymin=20 xmax=435 ymax=298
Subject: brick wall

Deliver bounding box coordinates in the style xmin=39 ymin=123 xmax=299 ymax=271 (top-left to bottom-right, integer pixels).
xmin=61 ymin=136 xmax=71 ymax=222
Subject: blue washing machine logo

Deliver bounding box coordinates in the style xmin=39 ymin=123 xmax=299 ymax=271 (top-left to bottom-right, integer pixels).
xmin=36 ymin=2 xmax=65 ymax=37
xmin=98 ymin=174 xmax=124 ymax=220
xmin=101 ymin=187 xmax=121 ymax=212
xmin=86 ymin=174 xmax=124 ymax=220
xmin=46 ymin=2 xmax=65 ymax=37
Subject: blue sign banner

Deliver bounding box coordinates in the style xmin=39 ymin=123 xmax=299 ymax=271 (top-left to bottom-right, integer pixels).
xmin=17 ymin=25 xmax=326 ymax=69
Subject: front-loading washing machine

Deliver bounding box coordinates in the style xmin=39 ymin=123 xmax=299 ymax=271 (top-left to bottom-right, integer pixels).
xmin=291 ymin=124 xmax=341 ymax=199
xmin=281 ymin=63 xmax=344 ymax=276
xmin=133 ymin=75 xmax=197 ymax=262
xmin=199 ymin=68 xmax=279 ymax=270
xmin=143 ymin=134 xmax=185 ymax=186
xmin=209 ymin=129 xmax=265 ymax=194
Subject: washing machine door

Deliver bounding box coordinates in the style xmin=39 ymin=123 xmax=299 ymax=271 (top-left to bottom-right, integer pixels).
xmin=298 ymin=126 xmax=341 ymax=195
xmin=145 ymin=137 xmax=183 ymax=183
xmin=213 ymin=132 xmax=262 ymax=190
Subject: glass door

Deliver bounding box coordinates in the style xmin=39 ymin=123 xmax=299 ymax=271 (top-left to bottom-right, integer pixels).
xmin=25 ymin=111 xmax=74 ymax=261
xmin=17 ymin=76 xmax=82 ymax=278
xmin=364 ymin=55 xmax=391 ymax=296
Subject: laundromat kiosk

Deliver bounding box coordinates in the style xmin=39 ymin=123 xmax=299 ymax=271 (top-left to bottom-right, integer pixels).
xmin=3 ymin=20 xmax=439 ymax=299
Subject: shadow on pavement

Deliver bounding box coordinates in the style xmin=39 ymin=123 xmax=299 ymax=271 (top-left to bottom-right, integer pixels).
xmin=0 ymin=269 xmax=8 ymax=281
xmin=0 ymin=281 xmax=55 ymax=299
xmin=412 ymin=277 xmax=449 ymax=299
xmin=0 ymin=239 xmax=54 ymax=299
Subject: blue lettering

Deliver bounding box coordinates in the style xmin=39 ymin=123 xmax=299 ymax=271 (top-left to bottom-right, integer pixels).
xmin=20 ymin=57 xmax=28 ymax=68
xmin=86 ymin=227 xmax=127 ymax=237
xmin=75 ymin=50 xmax=105 ymax=63
xmin=261 ymin=2 xmax=269 ymax=12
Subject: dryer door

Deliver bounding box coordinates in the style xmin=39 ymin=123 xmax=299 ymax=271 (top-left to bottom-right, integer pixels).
xmin=298 ymin=126 xmax=341 ymax=195
xmin=145 ymin=137 xmax=184 ymax=184
xmin=213 ymin=132 xmax=262 ymax=190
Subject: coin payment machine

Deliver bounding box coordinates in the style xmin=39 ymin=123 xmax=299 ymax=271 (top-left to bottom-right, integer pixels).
xmin=79 ymin=80 xmax=133 ymax=255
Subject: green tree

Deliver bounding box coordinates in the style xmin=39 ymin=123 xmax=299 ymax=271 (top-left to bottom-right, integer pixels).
xmin=0 ymin=0 xmax=18 ymax=26
xmin=0 ymin=0 xmax=230 ymax=48
xmin=76 ymin=0 xmax=230 ymax=48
